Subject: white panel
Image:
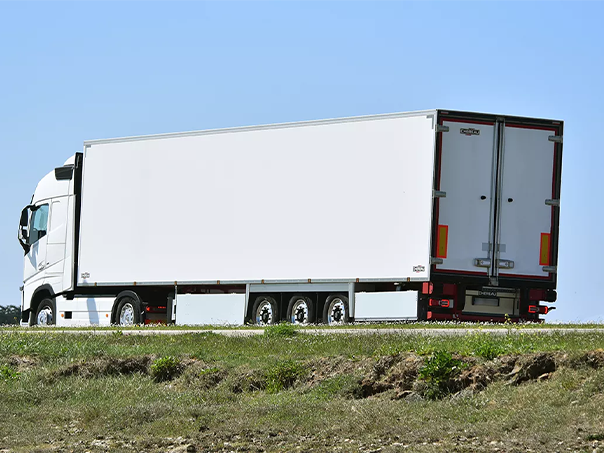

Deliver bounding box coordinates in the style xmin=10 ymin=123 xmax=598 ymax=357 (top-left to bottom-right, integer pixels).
xmin=46 ymin=197 xmax=68 ymax=276
xmin=62 ymin=194 xmax=76 ymax=292
xmin=78 ymin=114 xmax=436 ymax=285
xmin=354 ymin=291 xmax=418 ymax=320
xmin=436 ymin=121 xmax=496 ymax=274
xmin=175 ymin=294 xmax=245 ymax=325
xmin=55 ymin=296 xmax=114 ymax=326
xmin=498 ymin=126 xmax=556 ymax=277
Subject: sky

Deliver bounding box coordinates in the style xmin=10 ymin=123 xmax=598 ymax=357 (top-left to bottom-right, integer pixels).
xmin=0 ymin=1 xmax=602 ymax=322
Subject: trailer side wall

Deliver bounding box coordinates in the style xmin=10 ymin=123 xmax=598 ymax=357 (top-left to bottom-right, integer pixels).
xmin=78 ymin=113 xmax=437 ymax=285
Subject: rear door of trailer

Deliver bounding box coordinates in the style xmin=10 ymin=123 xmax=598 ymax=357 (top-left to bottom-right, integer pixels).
xmin=432 ymin=111 xmax=562 ymax=292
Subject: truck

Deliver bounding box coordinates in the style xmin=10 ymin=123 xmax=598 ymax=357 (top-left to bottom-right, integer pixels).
xmin=17 ymin=109 xmax=563 ymax=327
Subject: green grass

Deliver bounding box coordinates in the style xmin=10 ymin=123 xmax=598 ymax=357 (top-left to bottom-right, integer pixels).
xmin=3 ymin=321 xmax=604 ymax=332
xmin=2 ymin=330 xmax=604 ymax=452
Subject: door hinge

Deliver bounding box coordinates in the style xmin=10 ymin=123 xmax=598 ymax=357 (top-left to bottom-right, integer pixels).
xmin=436 ymin=125 xmax=449 ymax=133
xmin=433 ymin=190 xmax=446 ymax=198
xmin=545 ymin=199 xmax=560 ymax=207
xmin=548 ymin=135 xmax=563 ymax=143
xmin=543 ymin=266 xmax=557 ymax=273
xmin=474 ymin=258 xmax=491 ymax=268
xmin=430 ymin=257 xmax=444 ymax=265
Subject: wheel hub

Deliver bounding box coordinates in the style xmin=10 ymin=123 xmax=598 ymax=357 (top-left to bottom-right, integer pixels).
xmin=120 ymin=304 xmax=135 ymax=325
xmin=256 ymin=302 xmax=273 ymax=325
xmin=37 ymin=308 xmax=52 ymax=326
xmin=292 ymin=299 xmax=309 ymax=324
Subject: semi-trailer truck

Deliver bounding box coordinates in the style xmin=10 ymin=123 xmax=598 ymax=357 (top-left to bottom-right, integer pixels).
xmin=17 ymin=110 xmax=563 ymax=326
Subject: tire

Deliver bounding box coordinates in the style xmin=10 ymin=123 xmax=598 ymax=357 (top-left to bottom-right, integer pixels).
xmin=322 ymin=294 xmax=349 ymax=325
xmin=286 ymin=295 xmax=315 ymax=325
xmin=252 ymin=296 xmax=279 ymax=325
xmin=34 ymin=298 xmax=56 ymax=326
xmin=115 ymin=296 xmax=142 ymax=326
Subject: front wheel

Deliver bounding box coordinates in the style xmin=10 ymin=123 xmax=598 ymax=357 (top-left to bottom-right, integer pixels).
xmin=115 ymin=297 xmax=142 ymax=326
xmin=34 ymin=298 xmax=56 ymax=326
xmin=323 ymin=295 xmax=349 ymax=325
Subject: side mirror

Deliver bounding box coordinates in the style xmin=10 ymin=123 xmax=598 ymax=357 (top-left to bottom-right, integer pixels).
xmin=18 ymin=207 xmax=31 ymax=254
xmin=20 ymin=208 xmax=28 ymax=227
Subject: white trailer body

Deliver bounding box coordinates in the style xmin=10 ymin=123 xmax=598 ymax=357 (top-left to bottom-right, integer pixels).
xmin=78 ymin=112 xmax=436 ymax=286
xmin=17 ymin=110 xmax=563 ymax=326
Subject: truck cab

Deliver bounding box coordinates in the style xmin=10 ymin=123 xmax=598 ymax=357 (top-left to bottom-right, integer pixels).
xmin=18 ymin=156 xmax=76 ymax=325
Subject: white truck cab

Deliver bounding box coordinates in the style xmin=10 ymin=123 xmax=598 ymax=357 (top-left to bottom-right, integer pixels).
xmin=19 ymin=157 xmax=77 ymax=326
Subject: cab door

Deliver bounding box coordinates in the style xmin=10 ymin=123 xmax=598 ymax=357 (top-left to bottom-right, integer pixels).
xmin=23 ymin=204 xmax=50 ymax=284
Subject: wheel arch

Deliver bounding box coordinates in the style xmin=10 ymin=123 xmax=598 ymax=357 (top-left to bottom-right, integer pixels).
xmin=111 ymin=290 xmax=143 ymax=324
xmin=28 ymin=284 xmax=55 ymax=326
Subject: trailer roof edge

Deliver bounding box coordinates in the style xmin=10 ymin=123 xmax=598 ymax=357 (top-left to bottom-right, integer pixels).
xmin=83 ymin=109 xmax=439 ymax=146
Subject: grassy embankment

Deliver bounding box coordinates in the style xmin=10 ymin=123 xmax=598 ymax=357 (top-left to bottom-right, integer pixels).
xmin=2 ymin=326 xmax=604 ymax=452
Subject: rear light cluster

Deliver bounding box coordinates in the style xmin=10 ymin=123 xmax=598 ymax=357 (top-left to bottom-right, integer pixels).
xmin=145 ymin=305 xmax=167 ymax=313
xmin=429 ymin=299 xmax=453 ymax=308
xmin=528 ymin=305 xmax=549 ymax=315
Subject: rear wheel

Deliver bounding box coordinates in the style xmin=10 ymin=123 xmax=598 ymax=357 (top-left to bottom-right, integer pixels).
xmin=252 ymin=296 xmax=279 ymax=325
xmin=34 ymin=298 xmax=56 ymax=326
xmin=116 ymin=297 xmax=142 ymax=326
xmin=323 ymin=294 xmax=349 ymax=325
xmin=286 ymin=296 xmax=315 ymax=325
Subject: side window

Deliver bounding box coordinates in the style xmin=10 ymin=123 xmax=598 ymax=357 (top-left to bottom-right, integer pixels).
xmin=29 ymin=204 xmax=49 ymax=244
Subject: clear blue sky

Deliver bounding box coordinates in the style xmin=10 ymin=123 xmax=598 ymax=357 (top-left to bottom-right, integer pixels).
xmin=1 ymin=1 xmax=601 ymax=322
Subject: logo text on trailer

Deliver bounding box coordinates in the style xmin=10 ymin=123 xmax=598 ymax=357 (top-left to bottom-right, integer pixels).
xmin=460 ymin=128 xmax=480 ymax=136
xmin=413 ymin=265 xmax=425 ymax=273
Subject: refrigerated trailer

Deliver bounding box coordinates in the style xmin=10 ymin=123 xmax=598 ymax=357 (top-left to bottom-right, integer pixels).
xmin=17 ymin=110 xmax=563 ymax=326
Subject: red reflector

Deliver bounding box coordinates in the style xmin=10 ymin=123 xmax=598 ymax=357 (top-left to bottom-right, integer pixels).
xmin=429 ymin=299 xmax=440 ymax=307
xmin=145 ymin=306 xmax=150 ymax=312
xmin=440 ymin=300 xmax=450 ymax=308
xmin=528 ymin=305 xmax=539 ymax=314
xmin=540 ymin=306 xmax=549 ymax=315
xmin=529 ymin=289 xmax=547 ymax=301
xmin=422 ymin=282 xmax=434 ymax=295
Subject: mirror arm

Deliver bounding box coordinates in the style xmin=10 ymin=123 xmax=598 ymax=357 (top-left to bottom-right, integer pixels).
xmin=18 ymin=236 xmax=30 ymax=254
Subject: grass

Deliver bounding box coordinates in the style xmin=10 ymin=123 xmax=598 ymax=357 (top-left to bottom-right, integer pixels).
xmin=4 ymin=321 xmax=604 ymax=331
xmin=2 ymin=330 xmax=604 ymax=452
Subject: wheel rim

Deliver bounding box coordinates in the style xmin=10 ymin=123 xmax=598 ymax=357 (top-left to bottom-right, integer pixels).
xmin=327 ymin=298 xmax=346 ymax=325
xmin=119 ymin=303 xmax=135 ymax=326
xmin=255 ymin=300 xmax=274 ymax=325
xmin=37 ymin=306 xmax=53 ymax=325
xmin=290 ymin=298 xmax=309 ymax=325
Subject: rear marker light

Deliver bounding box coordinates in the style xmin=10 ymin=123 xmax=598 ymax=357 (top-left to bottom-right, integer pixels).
xmin=429 ymin=299 xmax=452 ymax=308
xmin=528 ymin=305 xmax=539 ymax=314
